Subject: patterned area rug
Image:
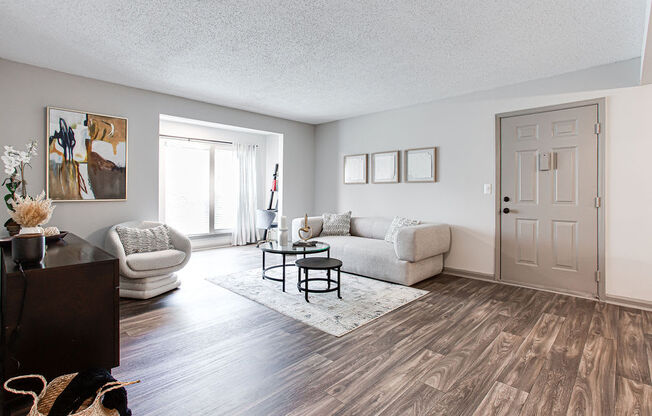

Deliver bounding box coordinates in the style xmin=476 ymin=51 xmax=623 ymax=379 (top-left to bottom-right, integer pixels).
xmin=206 ymin=267 xmax=428 ymax=337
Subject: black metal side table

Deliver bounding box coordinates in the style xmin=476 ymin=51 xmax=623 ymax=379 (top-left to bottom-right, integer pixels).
xmin=295 ymin=257 xmax=343 ymax=302
xmin=258 ymin=241 xmax=330 ymax=292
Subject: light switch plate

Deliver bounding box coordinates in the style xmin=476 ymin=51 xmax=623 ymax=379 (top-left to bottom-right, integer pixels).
xmin=484 ymin=184 xmax=492 ymax=194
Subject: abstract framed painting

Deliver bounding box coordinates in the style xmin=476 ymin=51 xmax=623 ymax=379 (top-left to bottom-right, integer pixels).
xmin=371 ymin=150 xmax=399 ymax=183
xmin=47 ymin=107 xmax=127 ymax=201
xmin=405 ymin=147 xmax=436 ymax=182
xmin=343 ymin=154 xmax=368 ymax=184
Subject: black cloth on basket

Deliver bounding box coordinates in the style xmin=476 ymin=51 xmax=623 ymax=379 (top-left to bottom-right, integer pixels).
xmin=48 ymin=368 xmax=131 ymax=416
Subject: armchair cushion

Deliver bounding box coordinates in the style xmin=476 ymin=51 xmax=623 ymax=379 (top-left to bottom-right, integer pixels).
xmin=393 ymin=223 xmax=451 ymax=262
xmin=115 ymin=224 xmax=173 ymax=255
xmin=126 ymin=249 xmax=186 ymax=271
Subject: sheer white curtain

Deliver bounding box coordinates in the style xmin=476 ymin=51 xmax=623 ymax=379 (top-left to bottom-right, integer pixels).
xmin=232 ymin=143 xmax=258 ymax=245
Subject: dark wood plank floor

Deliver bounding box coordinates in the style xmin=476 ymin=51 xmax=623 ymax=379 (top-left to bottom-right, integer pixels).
xmin=113 ymin=245 xmax=652 ymax=416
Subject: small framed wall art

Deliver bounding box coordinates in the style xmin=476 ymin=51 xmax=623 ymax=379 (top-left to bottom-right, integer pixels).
xmin=371 ymin=150 xmax=399 ymax=183
xmin=343 ymin=153 xmax=368 ymax=184
xmin=405 ymin=147 xmax=436 ymax=182
xmin=47 ymin=106 xmax=128 ymax=201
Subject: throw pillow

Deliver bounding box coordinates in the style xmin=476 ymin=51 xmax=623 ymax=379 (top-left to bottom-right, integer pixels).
xmin=321 ymin=211 xmax=352 ymax=236
xmin=384 ymin=216 xmax=420 ymax=243
xmin=116 ymin=224 xmax=174 ymax=255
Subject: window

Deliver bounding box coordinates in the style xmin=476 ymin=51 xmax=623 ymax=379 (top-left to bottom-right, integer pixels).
xmin=160 ymin=137 xmax=235 ymax=236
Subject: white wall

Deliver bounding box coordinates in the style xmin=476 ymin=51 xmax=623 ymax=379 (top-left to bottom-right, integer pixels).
xmin=0 ymin=58 xmax=314 ymax=246
xmin=314 ymin=58 xmax=652 ymax=303
xmin=602 ymin=87 xmax=652 ymax=303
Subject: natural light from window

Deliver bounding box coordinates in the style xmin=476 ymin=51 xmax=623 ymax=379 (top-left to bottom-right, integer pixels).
xmin=160 ymin=138 xmax=235 ymax=235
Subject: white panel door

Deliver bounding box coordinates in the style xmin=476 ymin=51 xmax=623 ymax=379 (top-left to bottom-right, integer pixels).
xmin=500 ymin=105 xmax=598 ymax=296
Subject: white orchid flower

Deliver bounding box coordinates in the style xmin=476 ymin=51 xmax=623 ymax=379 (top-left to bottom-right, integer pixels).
xmin=25 ymin=140 xmax=38 ymax=157
xmin=18 ymin=151 xmax=30 ymax=163
xmin=2 ymin=140 xmax=37 ymax=188
xmin=1 ymin=154 xmax=18 ymax=174
xmin=1 ymin=155 xmax=15 ymax=166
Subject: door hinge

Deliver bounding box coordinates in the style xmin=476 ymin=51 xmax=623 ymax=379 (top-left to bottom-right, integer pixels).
xmin=594 ymin=196 xmax=601 ymax=208
xmin=594 ymin=123 xmax=601 ymax=134
xmin=595 ymin=270 xmax=600 ymax=282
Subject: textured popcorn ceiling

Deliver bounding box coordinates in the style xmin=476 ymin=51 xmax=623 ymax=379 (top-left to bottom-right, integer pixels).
xmin=0 ymin=0 xmax=646 ymax=123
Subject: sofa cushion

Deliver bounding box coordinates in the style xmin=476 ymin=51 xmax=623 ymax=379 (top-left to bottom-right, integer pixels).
xmin=321 ymin=211 xmax=352 ymax=236
xmin=126 ymin=249 xmax=186 ymax=271
xmin=292 ymin=216 xmax=324 ymax=240
xmin=350 ymin=217 xmax=392 ymax=239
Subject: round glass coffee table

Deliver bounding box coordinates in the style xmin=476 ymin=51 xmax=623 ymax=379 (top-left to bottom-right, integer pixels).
xmin=258 ymin=241 xmax=330 ymax=292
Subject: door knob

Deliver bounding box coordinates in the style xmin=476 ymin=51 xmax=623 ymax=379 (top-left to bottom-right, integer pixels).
xmin=503 ymin=208 xmax=510 ymax=214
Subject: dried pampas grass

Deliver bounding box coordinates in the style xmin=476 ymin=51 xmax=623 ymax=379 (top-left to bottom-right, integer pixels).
xmin=9 ymin=192 xmax=55 ymax=228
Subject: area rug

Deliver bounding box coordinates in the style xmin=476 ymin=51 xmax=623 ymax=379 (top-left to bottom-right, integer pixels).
xmin=206 ymin=267 xmax=428 ymax=337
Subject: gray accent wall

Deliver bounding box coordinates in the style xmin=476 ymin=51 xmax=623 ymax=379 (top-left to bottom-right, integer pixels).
xmin=314 ymin=58 xmax=652 ymax=303
xmin=0 ymin=59 xmax=315 ymax=246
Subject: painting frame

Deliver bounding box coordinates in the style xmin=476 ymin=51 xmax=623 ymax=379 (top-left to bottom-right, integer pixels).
xmin=46 ymin=106 xmax=128 ymax=202
xmin=343 ymin=153 xmax=368 ymax=184
xmin=405 ymin=147 xmax=436 ymax=183
xmin=371 ymin=150 xmax=400 ymax=183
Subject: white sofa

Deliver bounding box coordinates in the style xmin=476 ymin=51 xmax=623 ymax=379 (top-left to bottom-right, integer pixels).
xmin=105 ymin=221 xmax=191 ymax=299
xmin=292 ymin=216 xmax=450 ymax=286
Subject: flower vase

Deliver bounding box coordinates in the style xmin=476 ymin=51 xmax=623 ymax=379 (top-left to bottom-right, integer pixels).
xmin=19 ymin=226 xmax=44 ymax=235
xmin=12 ymin=233 xmax=45 ymax=265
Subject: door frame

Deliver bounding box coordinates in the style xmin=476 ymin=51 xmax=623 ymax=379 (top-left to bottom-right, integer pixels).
xmin=494 ymin=98 xmax=606 ymax=299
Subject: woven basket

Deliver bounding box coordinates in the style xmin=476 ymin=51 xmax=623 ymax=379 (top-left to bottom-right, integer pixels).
xmin=4 ymin=373 xmax=139 ymax=416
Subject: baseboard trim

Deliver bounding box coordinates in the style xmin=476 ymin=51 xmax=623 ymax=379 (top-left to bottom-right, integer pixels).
xmin=443 ymin=267 xmax=494 ymax=281
xmin=192 ymin=242 xmax=232 ymax=251
xmin=442 ymin=267 xmax=652 ymax=312
xmin=603 ymin=294 xmax=652 ymax=312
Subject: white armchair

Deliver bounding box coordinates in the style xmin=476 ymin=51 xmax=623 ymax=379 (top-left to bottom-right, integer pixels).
xmin=105 ymin=221 xmax=191 ymax=299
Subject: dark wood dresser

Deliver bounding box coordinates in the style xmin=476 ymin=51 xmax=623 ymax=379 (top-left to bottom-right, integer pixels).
xmin=0 ymin=233 xmax=119 ymax=411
